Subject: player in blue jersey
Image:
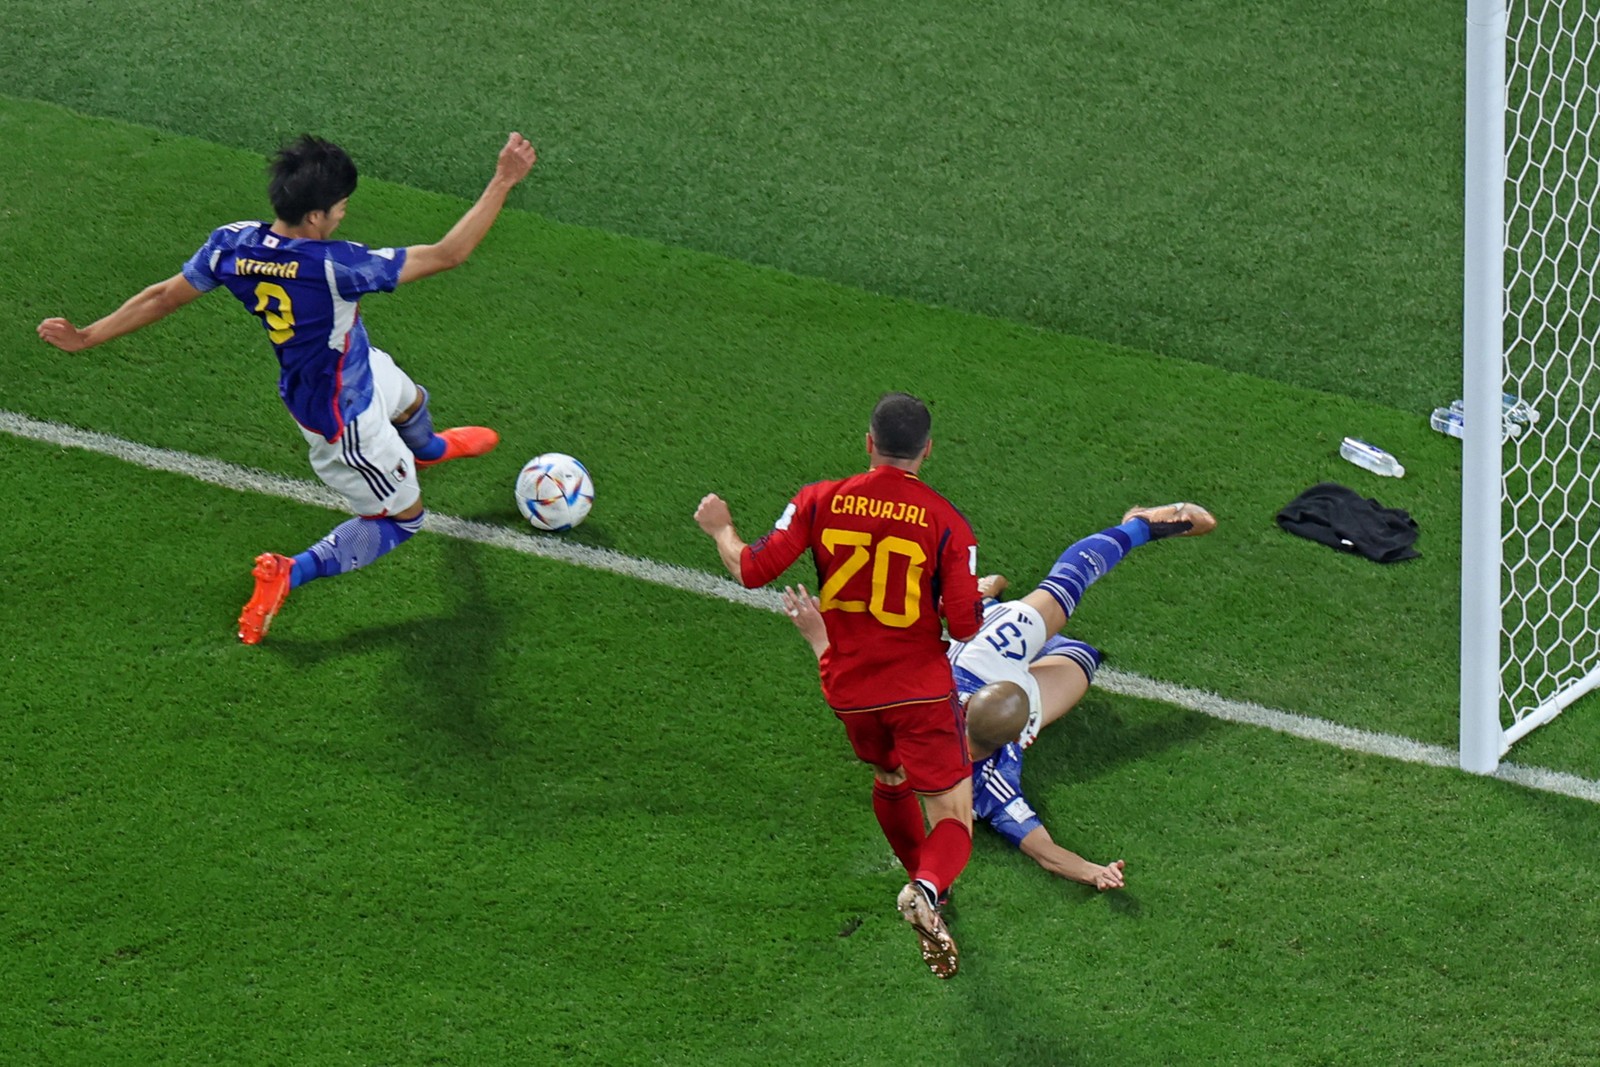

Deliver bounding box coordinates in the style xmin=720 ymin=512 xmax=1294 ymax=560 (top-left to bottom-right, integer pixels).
xmin=38 ymin=132 xmax=537 ymax=643
xmin=781 ymin=502 xmax=1217 ymax=891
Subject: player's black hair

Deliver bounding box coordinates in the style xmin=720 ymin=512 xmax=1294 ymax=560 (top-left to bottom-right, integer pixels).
xmin=870 ymin=391 xmax=932 ymax=459
xmin=267 ymin=135 xmax=359 ymax=225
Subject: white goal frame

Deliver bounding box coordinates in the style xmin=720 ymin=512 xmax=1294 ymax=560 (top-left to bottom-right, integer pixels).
xmin=1461 ymin=0 xmax=1600 ymax=772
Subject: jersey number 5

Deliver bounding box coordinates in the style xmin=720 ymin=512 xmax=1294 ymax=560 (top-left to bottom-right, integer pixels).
xmin=253 ymin=282 xmax=296 ymax=344
xmin=985 ymin=621 xmax=1028 ymax=661
xmin=818 ymin=530 xmax=927 ymax=628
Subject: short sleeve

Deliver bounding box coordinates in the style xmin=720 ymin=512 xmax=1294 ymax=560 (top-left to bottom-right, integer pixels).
xmin=332 ymin=242 xmax=408 ymax=299
xmin=180 ymin=229 xmax=228 ymax=293
xmin=984 ymin=789 xmax=1043 ymax=849
xmin=974 ymin=747 xmax=1041 ymax=848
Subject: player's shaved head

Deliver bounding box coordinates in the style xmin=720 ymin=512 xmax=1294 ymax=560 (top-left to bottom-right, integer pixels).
xmin=965 ymin=681 xmax=1031 ymax=751
xmin=268 ymin=135 xmax=359 ymax=226
xmin=869 ymin=392 xmax=931 ymax=459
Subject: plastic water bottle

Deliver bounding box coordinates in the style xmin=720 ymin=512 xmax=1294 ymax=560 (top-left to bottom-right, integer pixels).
xmin=1435 ymin=405 xmax=1521 ymax=441
xmin=1504 ymin=392 xmax=1540 ymax=424
xmin=1340 ymin=437 xmax=1405 ymax=477
xmin=1430 ymin=407 xmax=1465 ymax=439
xmin=1450 ymin=395 xmax=1539 ymax=426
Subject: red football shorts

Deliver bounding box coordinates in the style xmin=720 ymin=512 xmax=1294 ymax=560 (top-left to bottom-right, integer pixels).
xmin=835 ymin=692 xmax=970 ymax=795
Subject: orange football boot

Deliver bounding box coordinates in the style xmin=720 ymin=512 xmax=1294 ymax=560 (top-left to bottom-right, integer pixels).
xmin=238 ymin=552 xmax=293 ymax=645
xmin=415 ymin=426 xmax=500 ymax=468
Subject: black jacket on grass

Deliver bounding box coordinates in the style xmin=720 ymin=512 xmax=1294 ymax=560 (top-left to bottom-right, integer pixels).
xmin=1276 ymin=482 xmax=1420 ymax=563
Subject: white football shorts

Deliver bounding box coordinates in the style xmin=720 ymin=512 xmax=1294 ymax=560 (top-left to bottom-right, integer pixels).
xmin=948 ymin=601 xmax=1050 ymax=748
xmin=301 ymin=347 xmax=422 ymax=517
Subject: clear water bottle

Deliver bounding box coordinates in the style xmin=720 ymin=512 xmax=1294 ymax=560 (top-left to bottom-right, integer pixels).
xmin=1446 ymin=399 xmax=1525 ymax=439
xmin=1451 ymin=394 xmax=1539 ymax=426
xmin=1430 ymin=407 xmax=1465 ymax=439
xmin=1340 ymin=437 xmax=1405 ymax=477
xmin=1504 ymin=392 xmax=1540 ymax=424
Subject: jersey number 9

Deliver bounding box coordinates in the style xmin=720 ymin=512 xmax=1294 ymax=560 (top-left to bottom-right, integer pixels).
xmin=253 ymin=282 xmax=296 ymax=344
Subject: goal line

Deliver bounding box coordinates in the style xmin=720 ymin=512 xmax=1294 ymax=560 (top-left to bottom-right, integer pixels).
xmin=5 ymin=407 xmax=1598 ymax=805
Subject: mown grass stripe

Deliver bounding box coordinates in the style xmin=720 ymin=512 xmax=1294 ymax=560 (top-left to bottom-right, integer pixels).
xmin=8 ymin=406 xmax=1594 ymax=804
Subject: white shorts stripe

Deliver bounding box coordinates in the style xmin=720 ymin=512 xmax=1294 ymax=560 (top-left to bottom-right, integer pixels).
xmin=343 ymin=418 xmax=394 ymax=500
xmin=303 ymin=350 xmax=420 ymax=516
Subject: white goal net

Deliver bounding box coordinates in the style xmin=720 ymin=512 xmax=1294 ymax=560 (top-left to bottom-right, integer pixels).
xmin=1462 ymin=0 xmax=1600 ymax=771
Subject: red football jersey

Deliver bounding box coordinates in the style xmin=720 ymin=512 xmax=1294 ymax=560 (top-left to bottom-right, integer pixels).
xmin=741 ymin=465 xmax=982 ymax=711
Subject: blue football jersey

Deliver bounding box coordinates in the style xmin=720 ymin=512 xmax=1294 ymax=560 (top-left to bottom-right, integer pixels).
xmin=972 ymin=743 xmax=1041 ymax=848
xmin=182 ymin=221 xmax=407 ymax=439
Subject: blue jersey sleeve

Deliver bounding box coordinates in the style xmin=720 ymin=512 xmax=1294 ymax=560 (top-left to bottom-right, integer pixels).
xmin=984 ymin=788 xmax=1043 ymax=849
xmin=181 ymin=223 xmax=251 ymax=293
xmin=330 ymin=242 xmax=407 ymax=300
xmin=972 ymin=745 xmax=1043 ymax=849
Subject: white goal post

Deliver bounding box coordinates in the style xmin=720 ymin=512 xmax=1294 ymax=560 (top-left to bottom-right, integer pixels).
xmin=1462 ymin=0 xmax=1600 ymax=772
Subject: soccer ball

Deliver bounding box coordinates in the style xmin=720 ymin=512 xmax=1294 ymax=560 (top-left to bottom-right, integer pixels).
xmin=515 ymin=453 xmax=594 ymax=531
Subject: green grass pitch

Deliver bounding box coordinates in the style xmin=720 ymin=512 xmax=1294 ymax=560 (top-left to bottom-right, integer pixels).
xmin=3 ymin=4 xmax=1600 ymax=1063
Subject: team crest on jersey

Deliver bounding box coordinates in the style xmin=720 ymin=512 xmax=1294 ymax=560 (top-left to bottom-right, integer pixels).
xmin=393 ymin=459 xmax=409 ymax=482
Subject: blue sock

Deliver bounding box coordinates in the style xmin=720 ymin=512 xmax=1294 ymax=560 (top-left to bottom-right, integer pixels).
xmin=394 ymin=386 xmax=445 ymax=461
xmin=290 ymin=512 xmax=426 ymax=589
xmin=1034 ymin=520 xmax=1146 ymax=621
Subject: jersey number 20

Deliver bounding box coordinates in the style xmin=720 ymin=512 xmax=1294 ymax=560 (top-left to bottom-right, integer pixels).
xmin=819 ymin=530 xmax=927 ymax=628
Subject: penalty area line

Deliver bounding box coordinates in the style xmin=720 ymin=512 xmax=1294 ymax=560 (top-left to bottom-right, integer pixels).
xmin=5 ymin=408 xmax=1599 ymax=806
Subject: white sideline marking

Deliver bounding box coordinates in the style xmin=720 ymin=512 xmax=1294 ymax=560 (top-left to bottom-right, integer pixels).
xmin=6 ymin=408 xmax=1600 ymax=806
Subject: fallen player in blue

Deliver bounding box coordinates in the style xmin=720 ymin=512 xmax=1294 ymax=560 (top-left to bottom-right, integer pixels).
xmin=781 ymin=502 xmax=1217 ymax=891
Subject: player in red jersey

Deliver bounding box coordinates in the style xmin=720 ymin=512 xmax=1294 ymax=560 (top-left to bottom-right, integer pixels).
xmin=694 ymin=392 xmax=983 ymax=978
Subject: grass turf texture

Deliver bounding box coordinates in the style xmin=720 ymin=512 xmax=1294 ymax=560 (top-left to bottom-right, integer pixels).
xmin=12 ymin=96 xmax=1586 ymax=774
xmin=6 ymin=440 xmax=1600 ymax=1064
xmin=3 ymin=68 xmax=1599 ymax=1067
xmin=0 ymin=0 xmax=1463 ymax=413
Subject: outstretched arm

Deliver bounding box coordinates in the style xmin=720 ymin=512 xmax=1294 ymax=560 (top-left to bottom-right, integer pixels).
xmin=1017 ymin=826 xmax=1125 ymax=890
xmin=37 ymin=273 xmax=206 ymax=352
xmin=695 ymin=493 xmax=750 ymax=582
xmin=398 ymin=132 xmax=537 ymax=284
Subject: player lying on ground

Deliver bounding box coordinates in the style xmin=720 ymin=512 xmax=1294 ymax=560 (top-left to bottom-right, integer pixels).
xmin=780 ymin=502 xmax=1217 ymax=891
xmin=38 ymin=132 xmax=537 ymax=644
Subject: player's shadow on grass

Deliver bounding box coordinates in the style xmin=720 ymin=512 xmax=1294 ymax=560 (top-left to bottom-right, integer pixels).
xmin=1037 ymin=691 xmax=1220 ymax=785
xmin=268 ymin=538 xmax=511 ymax=773
xmin=950 ymin=940 xmax=1112 ymax=1065
xmin=1103 ymin=888 xmax=1144 ymax=919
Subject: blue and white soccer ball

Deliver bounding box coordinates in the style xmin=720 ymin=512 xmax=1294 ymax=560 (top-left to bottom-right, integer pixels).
xmin=515 ymin=453 xmax=594 ymax=531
